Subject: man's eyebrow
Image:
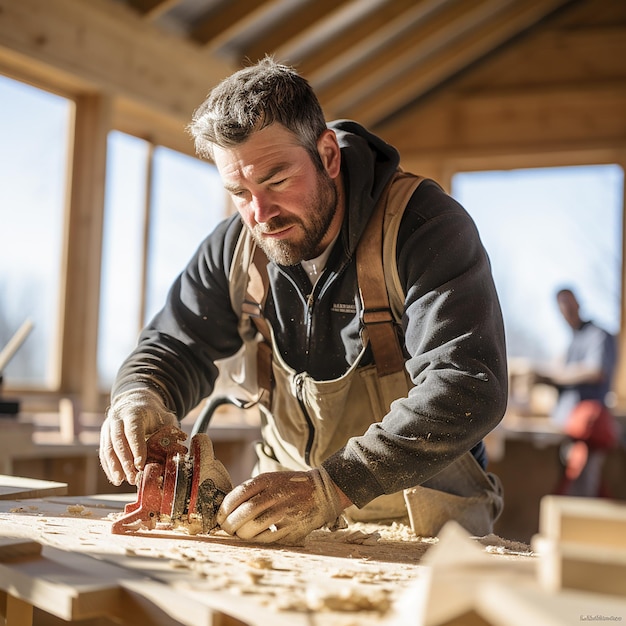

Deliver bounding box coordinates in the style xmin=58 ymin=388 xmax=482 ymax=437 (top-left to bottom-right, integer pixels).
xmin=257 ymin=163 xmax=291 ymax=184
xmin=222 ymin=162 xmax=293 ymax=193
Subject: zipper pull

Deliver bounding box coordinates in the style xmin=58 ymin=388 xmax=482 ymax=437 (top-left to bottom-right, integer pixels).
xmin=292 ymin=371 xmax=305 ymax=400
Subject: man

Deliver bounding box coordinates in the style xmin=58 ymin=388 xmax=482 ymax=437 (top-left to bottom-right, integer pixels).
xmin=538 ymin=288 xmax=616 ymax=427
xmin=535 ymin=288 xmax=618 ymax=496
xmin=99 ymin=57 xmax=507 ymax=544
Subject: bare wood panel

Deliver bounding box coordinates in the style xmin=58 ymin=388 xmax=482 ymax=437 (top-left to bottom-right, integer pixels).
xmin=378 ymin=86 xmax=626 ymax=153
xmin=0 ymin=476 xmax=67 ymax=501
xmin=455 ymin=28 xmax=626 ymax=88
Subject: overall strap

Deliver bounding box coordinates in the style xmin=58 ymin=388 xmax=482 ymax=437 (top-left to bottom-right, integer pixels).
xmin=229 ymin=230 xmax=274 ymax=401
xmin=242 ymin=245 xmax=274 ymax=398
xmin=356 ymin=171 xmax=424 ymax=378
xmin=232 ymin=170 xmax=424 ymax=401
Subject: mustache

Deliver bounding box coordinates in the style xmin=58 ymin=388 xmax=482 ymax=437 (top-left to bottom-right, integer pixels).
xmin=253 ymin=216 xmax=299 ymax=235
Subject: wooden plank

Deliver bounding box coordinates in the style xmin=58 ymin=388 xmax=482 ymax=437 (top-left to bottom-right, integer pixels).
xmin=0 ymin=542 xmax=225 ymax=625
xmin=0 ymin=538 xmax=42 ymax=561
xmin=477 ymin=579 xmax=626 ymax=626
xmin=533 ymin=536 xmax=626 ymax=596
xmin=388 ymin=521 xmax=533 ymax=626
xmin=0 ymin=546 xmax=121 ymax=621
xmin=0 ymin=476 xmax=68 ymax=500
xmin=539 ymin=495 xmax=626 ymax=548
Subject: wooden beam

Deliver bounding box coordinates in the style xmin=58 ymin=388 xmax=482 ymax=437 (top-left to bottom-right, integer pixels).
xmin=281 ymin=0 xmax=418 ymax=74
xmin=306 ymin=0 xmax=450 ymax=91
xmin=192 ymin=0 xmax=279 ymax=50
xmin=378 ymin=83 xmax=626 ymax=153
xmin=241 ymin=0 xmax=355 ymax=65
xmin=126 ymin=0 xmax=183 ymax=21
xmin=330 ymin=0 xmax=574 ymax=126
xmin=620 ymin=155 xmax=626 ymax=411
xmin=0 ymin=0 xmax=233 ymax=123
xmin=59 ymin=94 xmax=111 ymax=411
xmin=112 ymin=98 xmax=194 ymax=157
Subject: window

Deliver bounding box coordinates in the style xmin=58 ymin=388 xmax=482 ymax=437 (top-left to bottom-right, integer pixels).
xmin=98 ymin=132 xmax=149 ymax=388
xmin=98 ymin=134 xmax=226 ymax=388
xmin=145 ymin=146 xmax=225 ymax=324
xmin=452 ymin=165 xmax=623 ymax=366
xmin=0 ymin=76 xmax=72 ymax=388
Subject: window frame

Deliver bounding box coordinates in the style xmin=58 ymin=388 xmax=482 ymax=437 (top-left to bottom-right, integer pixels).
xmin=3 ymin=71 xmax=625 ymax=414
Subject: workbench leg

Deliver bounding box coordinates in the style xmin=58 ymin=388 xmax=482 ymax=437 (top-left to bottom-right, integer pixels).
xmin=5 ymin=595 xmax=33 ymax=626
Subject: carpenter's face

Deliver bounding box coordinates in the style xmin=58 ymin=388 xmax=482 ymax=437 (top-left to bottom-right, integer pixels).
xmin=213 ymin=123 xmax=341 ymax=265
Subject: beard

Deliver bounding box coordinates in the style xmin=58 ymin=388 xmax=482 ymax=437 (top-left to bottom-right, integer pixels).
xmin=250 ymin=169 xmax=338 ymax=266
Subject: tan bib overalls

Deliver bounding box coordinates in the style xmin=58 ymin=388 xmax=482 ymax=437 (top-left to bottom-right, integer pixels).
xmin=226 ymin=172 xmax=503 ymax=537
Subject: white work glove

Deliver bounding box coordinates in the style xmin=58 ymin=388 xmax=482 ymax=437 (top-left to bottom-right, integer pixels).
xmin=99 ymin=388 xmax=178 ymax=486
xmin=216 ymin=468 xmax=347 ymax=545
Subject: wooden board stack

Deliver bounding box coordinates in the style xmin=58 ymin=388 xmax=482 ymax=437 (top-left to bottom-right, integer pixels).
xmin=532 ymin=495 xmax=626 ymax=597
xmin=385 ymin=495 xmax=626 ymax=626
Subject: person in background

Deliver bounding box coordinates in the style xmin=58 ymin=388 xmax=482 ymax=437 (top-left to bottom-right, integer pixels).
xmin=535 ymin=288 xmax=618 ymax=496
xmin=99 ymin=57 xmax=507 ymax=544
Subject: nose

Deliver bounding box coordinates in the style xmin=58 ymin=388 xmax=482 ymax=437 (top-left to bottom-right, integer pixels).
xmin=250 ymin=191 xmax=279 ymax=224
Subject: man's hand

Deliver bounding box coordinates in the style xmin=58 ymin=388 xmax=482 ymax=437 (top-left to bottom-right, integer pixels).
xmin=217 ymin=468 xmax=351 ymax=544
xmin=99 ymin=388 xmax=178 ymax=486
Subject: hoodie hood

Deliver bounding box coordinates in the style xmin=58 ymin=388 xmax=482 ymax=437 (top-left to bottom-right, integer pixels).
xmin=329 ymin=120 xmax=400 ymax=255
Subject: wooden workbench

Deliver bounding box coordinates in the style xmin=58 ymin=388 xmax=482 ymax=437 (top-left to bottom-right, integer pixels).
xmin=0 ymin=479 xmax=537 ymax=626
xmin=4 ymin=477 xmax=625 ymax=626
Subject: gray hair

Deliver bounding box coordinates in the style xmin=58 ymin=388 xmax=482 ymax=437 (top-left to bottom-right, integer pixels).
xmin=187 ymin=57 xmax=327 ymax=168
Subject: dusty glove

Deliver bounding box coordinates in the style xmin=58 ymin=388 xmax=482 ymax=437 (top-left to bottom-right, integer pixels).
xmin=216 ymin=468 xmax=346 ymax=545
xmin=191 ymin=433 xmax=233 ymax=532
xmin=99 ymin=388 xmax=178 ymax=486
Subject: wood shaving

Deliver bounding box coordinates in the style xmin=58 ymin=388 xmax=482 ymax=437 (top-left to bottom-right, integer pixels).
xmin=169 ymin=559 xmax=192 ymax=569
xmin=9 ymin=504 xmax=39 ymax=512
xmin=305 ymin=585 xmax=391 ymax=613
xmin=66 ymin=504 xmax=93 ymax=517
xmin=247 ymin=556 xmax=273 ymax=570
xmin=270 ymin=585 xmax=392 ymax=613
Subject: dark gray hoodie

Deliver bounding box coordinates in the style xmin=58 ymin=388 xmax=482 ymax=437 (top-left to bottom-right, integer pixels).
xmin=112 ymin=120 xmax=508 ymax=508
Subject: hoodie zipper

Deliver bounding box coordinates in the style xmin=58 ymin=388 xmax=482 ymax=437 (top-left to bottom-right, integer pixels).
xmin=281 ymin=261 xmax=348 ymax=466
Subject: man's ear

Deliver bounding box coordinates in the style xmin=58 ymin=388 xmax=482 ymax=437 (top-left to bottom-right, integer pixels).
xmin=317 ymin=129 xmax=341 ymax=178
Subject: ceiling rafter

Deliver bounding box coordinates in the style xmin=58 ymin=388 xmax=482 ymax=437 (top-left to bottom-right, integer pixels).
xmin=126 ymin=0 xmax=182 ymax=21
xmin=329 ymin=0 xmax=577 ymax=127
xmin=317 ymin=0 xmax=517 ymax=114
xmin=23 ymin=0 xmax=598 ymax=134
xmin=310 ymin=0 xmax=486 ymax=97
xmin=274 ymin=0 xmax=393 ymax=67
xmin=281 ymin=0 xmax=428 ymax=76
xmin=239 ymin=0 xmax=356 ymax=64
xmin=191 ymin=0 xmax=294 ymax=53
